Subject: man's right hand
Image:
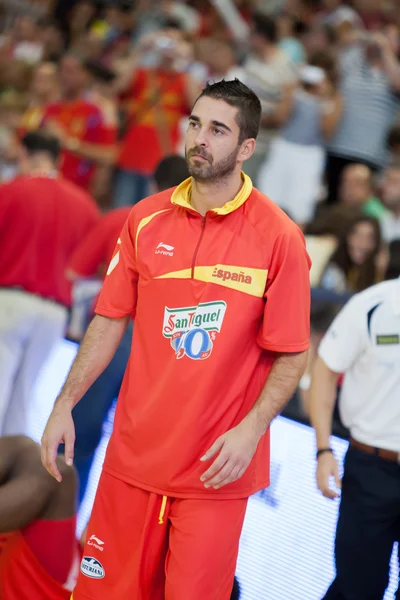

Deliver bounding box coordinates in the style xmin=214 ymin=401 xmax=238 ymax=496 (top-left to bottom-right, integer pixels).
xmin=316 ymin=452 xmax=341 ymax=500
xmin=41 ymin=403 xmax=75 ymax=483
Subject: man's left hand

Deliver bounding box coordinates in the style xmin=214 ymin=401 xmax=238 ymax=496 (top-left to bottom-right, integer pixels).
xmin=200 ymin=419 xmax=263 ymax=490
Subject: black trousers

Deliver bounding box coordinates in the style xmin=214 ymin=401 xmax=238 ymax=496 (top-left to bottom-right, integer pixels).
xmin=323 ymin=446 xmax=400 ymax=600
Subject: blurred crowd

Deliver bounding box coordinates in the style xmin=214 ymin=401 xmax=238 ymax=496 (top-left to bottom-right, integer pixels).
xmin=1 ymin=0 xmax=400 ymax=432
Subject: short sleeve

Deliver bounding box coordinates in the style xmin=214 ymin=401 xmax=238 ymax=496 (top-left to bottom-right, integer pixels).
xmin=95 ymin=213 xmax=138 ymax=318
xmin=318 ymin=296 xmax=367 ymax=373
xmin=258 ymin=226 xmax=311 ymax=352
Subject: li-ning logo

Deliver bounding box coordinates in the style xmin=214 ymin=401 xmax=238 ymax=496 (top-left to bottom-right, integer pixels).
xmin=156 ymin=242 xmax=174 ymax=257
xmin=212 ymin=267 xmax=252 ymax=284
xmin=88 ymin=535 xmax=104 ymax=552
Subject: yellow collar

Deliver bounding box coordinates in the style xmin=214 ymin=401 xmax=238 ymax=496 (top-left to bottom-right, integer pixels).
xmin=171 ymin=172 xmax=253 ymax=216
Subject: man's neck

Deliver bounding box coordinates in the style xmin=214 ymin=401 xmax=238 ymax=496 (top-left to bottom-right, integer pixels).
xmin=63 ymin=90 xmax=82 ymax=102
xmin=36 ymin=92 xmax=59 ymax=106
xmin=26 ymin=159 xmax=58 ymax=178
xmin=190 ymin=171 xmax=244 ymax=216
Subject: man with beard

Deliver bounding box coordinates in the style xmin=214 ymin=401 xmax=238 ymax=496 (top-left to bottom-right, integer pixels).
xmin=41 ymin=79 xmax=311 ymax=600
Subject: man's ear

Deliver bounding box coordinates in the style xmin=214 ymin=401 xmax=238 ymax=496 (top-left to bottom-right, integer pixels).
xmin=238 ymin=138 xmax=256 ymax=162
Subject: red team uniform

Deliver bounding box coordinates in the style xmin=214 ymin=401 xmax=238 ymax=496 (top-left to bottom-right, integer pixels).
xmin=0 ymin=521 xmax=80 ymax=600
xmin=43 ymin=99 xmax=117 ymax=190
xmin=68 ymin=207 xmax=132 ymax=278
xmin=73 ymin=174 xmax=310 ymax=599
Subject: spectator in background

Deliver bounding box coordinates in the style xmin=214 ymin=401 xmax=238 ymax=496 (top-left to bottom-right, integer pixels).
xmin=320 ymin=215 xmax=383 ymax=293
xmin=39 ymin=17 xmax=67 ymax=62
xmin=85 ymin=59 xmax=119 ymax=207
xmin=380 ymin=160 xmax=400 ymax=242
xmin=19 ymin=61 xmax=59 ymax=136
xmin=326 ymin=27 xmax=400 ymax=203
xmin=89 ymin=1 xmax=135 ymax=67
xmin=0 ymin=131 xmax=99 ymax=436
xmin=0 ymin=436 xmax=79 ymax=600
xmin=277 ymin=10 xmax=306 ymax=64
xmin=196 ymin=38 xmax=243 ymax=82
xmin=258 ymin=50 xmax=342 ymax=227
xmin=113 ymin=24 xmax=200 ymax=207
xmin=242 ymin=12 xmax=298 ymax=183
xmin=66 ymin=155 xmax=189 ymax=506
xmin=0 ymin=15 xmax=44 ymax=64
xmin=66 ymin=0 xmax=98 ymax=49
xmin=336 ymin=163 xmax=388 ymax=219
xmin=43 ymin=53 xmax=117 ymax=192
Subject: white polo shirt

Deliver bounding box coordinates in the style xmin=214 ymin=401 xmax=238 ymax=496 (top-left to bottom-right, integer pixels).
xmin=318 ymin=278 xmax=400 ymax=452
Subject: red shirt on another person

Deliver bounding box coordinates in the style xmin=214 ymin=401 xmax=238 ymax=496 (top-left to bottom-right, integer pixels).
xmin=0 ymin=175 xmax=99 ymax=306
xmin=68 ymin=206 xmax=132 ymax=278
xmin=0 ymin=523 xmax=81 ymax=600
xmin=43 ymin=99 xmax=116 ymax=190
xmin=118 ymin=68 xmax=189 ymax=176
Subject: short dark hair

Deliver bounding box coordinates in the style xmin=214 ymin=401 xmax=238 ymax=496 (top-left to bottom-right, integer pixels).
xmin=154 ymin=155 xmax=189 ymax=191
xmin=252 ymin=12 xmax=278 ymax=44
xmin=21 ymin=131 xmax=60 ymax=162
xmin=386 ymin=240 xmax=400 ymax=280
xmin=308 ymin=50 xmax=339 ymax=86
xmin=196 ymin=79 xmax=261 ymax=143
xmin=310 ymin=302 xmax=340 ymax=334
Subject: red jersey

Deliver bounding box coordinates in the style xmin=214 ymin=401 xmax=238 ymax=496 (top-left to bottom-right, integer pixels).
xmin=96 ymin=174 xmax=311 ymax=499
xmin=0 ymin=176 xmax=99 ymax=306
xmin=43 ymin=99 xmax=115 ymax=190
xmin=68 ymin=207 xmax=131 ymax=278
xmin=118 ymin=68 xmax=189 ymax=175
xmin=0 ymin=531 xmax=80 ymax=600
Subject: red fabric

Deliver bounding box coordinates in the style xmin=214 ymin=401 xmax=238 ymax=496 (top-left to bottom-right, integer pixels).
xmin=68 ymin=207 xmax=131 ymax=278
xmin=0 ymin=176 xmax=99 ymax=306
xmin=118 ymin=69 xmax=189 ymax=174
xmin=23 ymin=517 xmax=76 ymax=585
xmin=43 ymin=100 xmax=108 ymax=189
xmin=73 ymin=471 xmax=247 ymax=600
xmin=95 ymin=182 xmax=311 ymax=499
xmin=0 ymin=530 xmax=80 ymax=600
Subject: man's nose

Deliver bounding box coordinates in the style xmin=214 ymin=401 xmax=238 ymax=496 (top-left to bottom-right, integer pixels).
xmin=194 ymin=128 xmax=208 ymax=147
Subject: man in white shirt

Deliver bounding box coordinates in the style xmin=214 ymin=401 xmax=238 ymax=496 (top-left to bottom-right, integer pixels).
xmin=310 ymin=241 xmax=400 ymax=600
xmin=380 ymin=162 xmax=400 ymax=242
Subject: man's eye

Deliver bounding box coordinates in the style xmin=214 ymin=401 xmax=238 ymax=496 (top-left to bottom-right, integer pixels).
xmin=213 ymin=128 xmax=223 ymax=135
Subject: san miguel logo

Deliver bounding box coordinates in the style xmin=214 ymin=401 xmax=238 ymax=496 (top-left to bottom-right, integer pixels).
xmin=163 ymin=301 xmax=227 ymax=361
xmin=212 ymin=267 xmax=252 ymax=285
